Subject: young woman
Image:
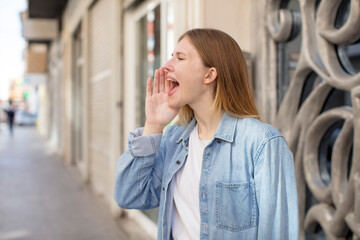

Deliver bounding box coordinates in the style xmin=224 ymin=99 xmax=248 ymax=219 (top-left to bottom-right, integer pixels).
xmin=114 ymin=29 xmax=298 ymax=240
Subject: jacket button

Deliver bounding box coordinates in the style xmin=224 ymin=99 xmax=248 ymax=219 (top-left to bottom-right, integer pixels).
xmin=217 ymin=140 xmax=221 ymax=144
xmin=162 ymin=187 xmax=165 ymax=191
xmin=176 ymin=160 xmax=181 ymax=164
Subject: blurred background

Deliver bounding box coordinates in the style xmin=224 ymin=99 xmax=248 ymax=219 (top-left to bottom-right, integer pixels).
xmin=0 ymin=0 xmax=359 ymax=239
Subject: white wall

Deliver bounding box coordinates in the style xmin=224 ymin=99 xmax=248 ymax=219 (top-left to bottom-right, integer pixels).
xmin=204 ymin=0 xmax=253 ymax=52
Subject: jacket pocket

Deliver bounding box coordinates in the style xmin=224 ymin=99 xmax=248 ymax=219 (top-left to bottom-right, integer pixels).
xmin=215 ymin=180 xmax=257 ymax=232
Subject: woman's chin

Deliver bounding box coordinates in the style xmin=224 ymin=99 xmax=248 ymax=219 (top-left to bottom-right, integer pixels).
xmin=168 ymin=100 xmax=183 ymax=109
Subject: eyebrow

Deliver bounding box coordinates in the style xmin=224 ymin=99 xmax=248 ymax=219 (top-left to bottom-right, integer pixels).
xmin=171 ymin=51 xmax=187 ymax=57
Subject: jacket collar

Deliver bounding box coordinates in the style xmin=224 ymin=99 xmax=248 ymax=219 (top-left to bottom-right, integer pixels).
xmin=176 ymin=112 xmax=237 ymax=144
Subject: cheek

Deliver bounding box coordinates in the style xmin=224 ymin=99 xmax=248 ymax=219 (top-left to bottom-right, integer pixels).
xmin=175 ymin=62 xmax=206 ymax=86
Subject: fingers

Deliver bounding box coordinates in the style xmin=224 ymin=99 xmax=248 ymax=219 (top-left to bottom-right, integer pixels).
xmin=159 ymin=67 xmax=165 ymax=93
xmin=152 ymin=68 xmax=167 ymax=94
xmin=146 ymin=77 xmax=152 ymax=98
xmin=153 ymin=69 xmax=159 ymax=94
xmin=165 ymin=71 xmax=170 ymax=93
xmin=149 ymin=67 xmax=169 ymax=95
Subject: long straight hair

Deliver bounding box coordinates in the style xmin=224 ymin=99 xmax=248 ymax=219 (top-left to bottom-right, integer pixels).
xmin=176 ymin=28 xmax=260 ymax=126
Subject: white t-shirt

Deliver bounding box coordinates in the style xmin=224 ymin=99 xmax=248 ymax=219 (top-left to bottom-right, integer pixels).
xmin=171 ymin=124 xmax=211 ymax=240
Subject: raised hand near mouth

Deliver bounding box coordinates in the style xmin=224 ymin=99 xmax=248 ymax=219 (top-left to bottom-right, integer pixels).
xmin=142 ymin=67 xmax=180 ymax=136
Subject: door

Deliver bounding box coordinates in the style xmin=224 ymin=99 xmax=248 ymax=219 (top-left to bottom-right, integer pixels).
xmin=88 ymin=0 xmax=113 ymax=198
xmin=72 ymin=23 xmax=83 ymax=166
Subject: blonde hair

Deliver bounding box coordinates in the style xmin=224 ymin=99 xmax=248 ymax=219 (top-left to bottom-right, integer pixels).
xmin=176 ymin=28 xmax=260 ymax=126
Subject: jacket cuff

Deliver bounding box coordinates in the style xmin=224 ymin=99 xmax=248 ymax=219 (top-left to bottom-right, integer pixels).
xmin=128 ymin=128 xmax=163 ymax=157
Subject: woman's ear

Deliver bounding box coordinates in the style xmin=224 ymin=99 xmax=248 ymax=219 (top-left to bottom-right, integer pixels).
xmin=204 ymin=67 xmax=217 ymax=85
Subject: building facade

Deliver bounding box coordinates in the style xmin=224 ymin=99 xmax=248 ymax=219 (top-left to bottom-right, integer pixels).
xmin=21 ymin=0 xmax=359 ymax=239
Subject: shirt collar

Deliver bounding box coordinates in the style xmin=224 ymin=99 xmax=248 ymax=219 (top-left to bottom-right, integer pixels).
xmin=176 ymin=112 xmax=237 ymax=144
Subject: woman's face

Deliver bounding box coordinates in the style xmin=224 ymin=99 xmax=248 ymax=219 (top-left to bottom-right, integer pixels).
xmin=164 ymin=37 xmax=210 ymax=109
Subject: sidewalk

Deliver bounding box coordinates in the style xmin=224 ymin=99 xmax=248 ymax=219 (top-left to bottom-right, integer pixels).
xmin=0 ymin=125 xmax=150 ymax=240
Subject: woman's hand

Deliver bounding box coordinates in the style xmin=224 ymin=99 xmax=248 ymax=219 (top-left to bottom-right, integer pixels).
xmin=142 ymin=67 xmax=180 ymax=136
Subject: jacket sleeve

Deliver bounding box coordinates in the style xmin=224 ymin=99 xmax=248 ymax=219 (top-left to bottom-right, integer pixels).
xmin=113 ymin=127 xmax=165 ymax=210
xmin=254 ymin=136 xmax=299 ymax=240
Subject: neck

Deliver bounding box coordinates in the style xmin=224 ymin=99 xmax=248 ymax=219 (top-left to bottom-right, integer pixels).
xmin=193 ymin=107 xmax=224 ymax=141
xmin=190 ymin=89 xmax=223 ymax=140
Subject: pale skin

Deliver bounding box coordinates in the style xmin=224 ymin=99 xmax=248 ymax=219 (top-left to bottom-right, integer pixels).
xmin=142 ymin=37 xmax=224 ymax=140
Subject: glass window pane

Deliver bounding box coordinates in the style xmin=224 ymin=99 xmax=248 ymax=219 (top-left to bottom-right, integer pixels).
xmin=136 ymin=5 xmax=161 ymax=127
xmin=167 ymin=0 xmax=175 ymax=60
xmin=135 ymin=3 xmax=168 ymax=223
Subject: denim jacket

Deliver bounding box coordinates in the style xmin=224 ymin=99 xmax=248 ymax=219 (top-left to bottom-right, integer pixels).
xmin=114 ymin=113 xmax=299 ymax=240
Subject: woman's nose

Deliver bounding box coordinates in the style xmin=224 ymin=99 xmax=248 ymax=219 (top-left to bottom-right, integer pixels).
xmin=163 ymin=59 xmax=174 ymax=72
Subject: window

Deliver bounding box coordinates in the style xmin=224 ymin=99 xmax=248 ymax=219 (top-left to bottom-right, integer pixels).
xmin=124 ymin=0 xmax=175 ymax=223
xmin=136 ymin=5 xmax=162 ymax=126
xmin=135 ymin=1 xmax=174 ymax=127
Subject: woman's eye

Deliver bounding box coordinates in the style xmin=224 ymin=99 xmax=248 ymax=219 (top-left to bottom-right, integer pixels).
xmin=177 ymin=57 xmax=183 ymax=60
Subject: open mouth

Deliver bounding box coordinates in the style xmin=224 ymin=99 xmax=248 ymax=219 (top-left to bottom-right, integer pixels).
xmin=167 ymin=78 xmax=179 ymax=96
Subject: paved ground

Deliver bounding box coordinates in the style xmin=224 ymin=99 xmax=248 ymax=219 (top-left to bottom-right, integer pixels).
xmin=0 ymin=125 xmax=151 ymax=240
